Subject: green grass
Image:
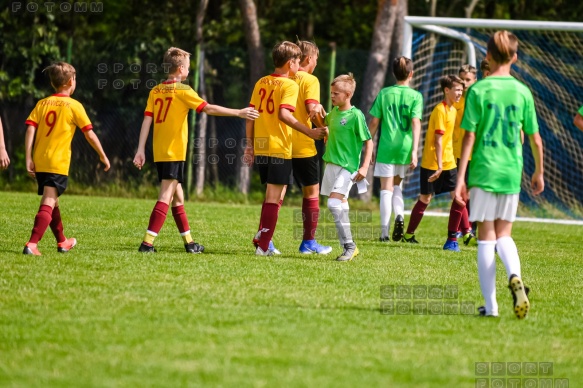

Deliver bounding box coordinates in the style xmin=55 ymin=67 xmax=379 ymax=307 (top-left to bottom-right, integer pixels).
xmin=0 ymin=191 xmax=581 ymax=387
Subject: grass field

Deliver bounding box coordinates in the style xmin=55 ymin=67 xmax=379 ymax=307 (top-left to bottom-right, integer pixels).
xmin=0 ymin=191 xmax=581 ymax=387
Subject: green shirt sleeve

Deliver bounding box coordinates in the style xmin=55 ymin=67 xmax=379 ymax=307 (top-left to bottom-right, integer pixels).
xmin=461 ymin=87 xmax=479 ymax=133
xmin=522 ymin=89 xmax=539 ymax=135
xmin=355 ymin=110 xmax=372 ymax=142
xmin=411 ymin=92 xmax=423 ymax=119
xmin=578 ymin=105 xmax=583 ymax=116
xmin=369 ymin=94 xmax=382 ymax=119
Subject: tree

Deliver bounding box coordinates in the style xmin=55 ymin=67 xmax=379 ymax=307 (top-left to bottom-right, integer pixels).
xmin=238 ymin=0 xmax=265 ymax=195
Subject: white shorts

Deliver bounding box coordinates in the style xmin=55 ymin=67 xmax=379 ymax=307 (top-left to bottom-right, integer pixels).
xmin=374 ymin=162 xmax=408 ymax=178
xmin=321 ymin=164 xmax=354 ymax=197
xmin=469 ymin=187 xmax=519 ymax=222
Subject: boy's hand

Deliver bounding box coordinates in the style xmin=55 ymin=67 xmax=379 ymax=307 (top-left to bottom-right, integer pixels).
xmin=101 ymin=155 xmax=111 ymax=172
xmin=531 ymin=172 xmax=544 ymax=195
xmin=26 ymin=159 xmax=35 ymax=178
xmin=353 ymin=166 xmax=368 ymax=182
xmin=409 ymin=154 xmax=418 ymax=170
xmin=309 ymin=126 xmax=328 ymax=140
xmin=454 ymin=181 xmax=467 ymax=206
xmin=309 ymin=105 xmax=326 ymax=127
xmin=239 ymin=107 xmax=260 ymax=120
xmin=427 ymin=168 xmax=442 ymax=182
xmin=243 ymin=146 xmax=254 ymax=167
xmin=133 ymin=152 xmax=145 ymax=170
xmin=0 ymin=149 xmax=9 ymax=170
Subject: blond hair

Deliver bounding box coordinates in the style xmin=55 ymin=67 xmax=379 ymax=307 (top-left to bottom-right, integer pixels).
xmin=43 ymin=62 xmax=76 ymax=90
xmin=163 ymin=47 xmax=191 ymax=74
xmin=332 ymin=73 xmax=356 ymax=95
xmin=487 ymin=30 xmax=518 ymax=64
xmin=459 ymin=64 xmax=477 ymax=76
xmin=296 ymin=40 xmax=319 ymax=64
xmin=272 ymin=41 xmax=302 ymax=68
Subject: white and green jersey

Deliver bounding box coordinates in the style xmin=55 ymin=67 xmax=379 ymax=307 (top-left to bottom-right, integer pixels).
xmin=323 ymin=106 xmax=372 ymax=173
xmin=369 ymin=85 xmax=423 ymax=164
xmin=461 ymin=76 xmax=539 ymax=194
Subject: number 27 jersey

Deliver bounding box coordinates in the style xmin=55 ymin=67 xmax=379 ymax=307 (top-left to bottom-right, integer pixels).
xmin=249 ymin=74 xmax=299 ymax=159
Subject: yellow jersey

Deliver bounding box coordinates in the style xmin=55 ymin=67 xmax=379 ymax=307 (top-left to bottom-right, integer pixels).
xmin=145 ymin=81 xmax=207 ymax=162
xmin=291 ymin=71 xmax=320 ymax=158
xmin=249 ymin=73 xmax=299 ymax=159
xmin=25 ymin=94 xmax=92 ymax=175
xmin=421 ymin=101 xmax=457 ymax=171
xmin=452 ymin=95 xmax=472 ymax=161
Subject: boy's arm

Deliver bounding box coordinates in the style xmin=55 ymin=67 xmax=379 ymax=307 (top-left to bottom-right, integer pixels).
xmin=25 ymin=125 xmax=37 ymax=177
xmin=84 ymin=130 xmax=110 ymax=171
xmin=243 ymin=119 xmax=255 ymax=166
xmin=0 ymin=118 xmax=9 ymax=169
xmin=528 ymin=132 xmax=544 ymax=195
xmin=353 ymin=139 xmax=373 ymax=182
xmin=428 ymin=133 xmax=443 ymax=182
xmin=368 ymin=117 xmax=380 ymax=139
xmin=454 ymin=131 xmax=475 ymax=206
xmin=133 ymin=116 xmax=153 ymax=170
xmin=202 ymin=104 xmax=259 ymax=120
xmin=279 ymin=108 xmax=327 ymax=140
xmin=308 ymin=103 xmax=326 ymax=128
xmin=574 ymin=112 xmax=583 ymax=131
xmin=410 ymin=118 xmax=421 ymax=170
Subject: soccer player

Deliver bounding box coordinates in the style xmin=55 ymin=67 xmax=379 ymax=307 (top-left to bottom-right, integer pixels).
xmin=320 ymin=73 xmax=372 ymax=261
xmin=369 ymin=56 xmax=422 ymax=242
xmin=0 ymin=116 xmax=9 ymax=169
xmin=134 ymin=47 xmax=259 ymax=253
xmin=402 ymin=75 xmax=463 ymax=246
xmin=455 ymin=30 xmax=544 ymax=319
xmin=291 ymin=40 xmax=332 ymax=255
xmin=574 ymin=105 xmax=583 ymax=131
xmin=23 ymin=62 xmax=110 ymax=255
xmin=244 ymin=41 xmax=327 ymax=256
xmin=451 ymin=64 xmax=478 ymax=246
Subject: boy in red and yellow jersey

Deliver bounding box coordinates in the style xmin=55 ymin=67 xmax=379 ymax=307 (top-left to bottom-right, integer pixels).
xmin=23 ymin=62 xmax=110 ymax=255
xmin=134 ymin=47 xmax=258 ymax=253
xmin=244 ymin=41 xmax=327 ymax=256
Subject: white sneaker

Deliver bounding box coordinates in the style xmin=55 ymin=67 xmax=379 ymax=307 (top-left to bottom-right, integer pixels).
xmin=255 ymin=246 xmax=275 ymax=256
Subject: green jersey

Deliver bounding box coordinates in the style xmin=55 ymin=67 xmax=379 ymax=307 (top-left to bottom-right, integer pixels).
xmin=369 ymin=85 xmax=423 ymax=164
xmin=579 ymin=105 xmax=583 ymax=116
xmin=461 ymin=76 xmax=539 ymax=194
xmin=323 ymin=106 xmax=372 ymax=173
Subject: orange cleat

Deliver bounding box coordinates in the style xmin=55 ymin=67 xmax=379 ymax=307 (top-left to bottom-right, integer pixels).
xmin=57 ymin=237 xmax=77 ymax=253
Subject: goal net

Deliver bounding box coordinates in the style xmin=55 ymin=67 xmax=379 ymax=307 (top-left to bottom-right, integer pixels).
xmin=401 ymin=17 xmax=583 ymax=219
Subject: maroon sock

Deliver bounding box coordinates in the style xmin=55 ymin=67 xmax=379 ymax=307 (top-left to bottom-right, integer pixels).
xmin=257 ymin=199 xmax=283 ymax=232
xmin=147 ymin=201 xmax=169 ymax=234
xmin=259 ymin=202 xmax=279 ymax=251
xmin=406 ymin=200 xmax=428 ymax=235
xmin=28 ymin=205 xmax=53 ymax=244
xmin=460 ymin=206 xmax=472 ymax=234
xmin=302 ymin=197 xmax=319 ymax=241
xmin=171 ymin=205 xmax=190 ymax=234
xmin=50 ymin=206 xmax=66 ymax=243
xmin=448 ymin=201 xmax=466 ymax=240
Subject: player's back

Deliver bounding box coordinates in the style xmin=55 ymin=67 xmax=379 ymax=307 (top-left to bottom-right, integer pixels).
xmin=146 ymin=81 xmax=207 ymax=162
xmin=291 ymin=71 xmax=320 ymax=158
xmin=250 ymin=74 xmax=299 ymax=159
xmin=25 ymin=94 xmax=92 ymax=175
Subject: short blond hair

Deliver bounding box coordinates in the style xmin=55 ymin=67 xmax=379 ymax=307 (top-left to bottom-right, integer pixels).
xmin=331 ymin=73 xmax=356 ymax=95
xmin=272 ymin=41 xmax=302 ymax=68
xmin=163 ymin=47 xmax=191 ymax=74
xmin=43 ymin=62 xmax=76 ymax=90
xmin=296 ymin=40 xmax=319 ymax=64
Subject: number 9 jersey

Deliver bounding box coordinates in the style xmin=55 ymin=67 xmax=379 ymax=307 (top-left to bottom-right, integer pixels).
xmin=25 ymin=93 xmax=93 ymax=176
xmin=145 ymin=80 xmax=208 ymax=162
xmin=461 ymin=76 xmax=539 ymax=194
xmin=249 ymin=73 xmax=299 ymax=159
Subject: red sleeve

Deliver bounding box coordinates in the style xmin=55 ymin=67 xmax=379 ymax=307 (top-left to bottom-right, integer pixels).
xmin=280 ymin=104 xmax=296 ymax=112
xmin=25 ymin=120 xmax=38 ymax=128
xmin=81 ymin=124 xmax=93 ymax=132
xmin=144 ymin=111 xmax=153 ymax=117
xmin=196 ymin=101 xmax=208 ymax=114
xmin=434 ymin=129 xmax=445 ymax=135
xmin=305 ymin=99 xmax=319 ymax=105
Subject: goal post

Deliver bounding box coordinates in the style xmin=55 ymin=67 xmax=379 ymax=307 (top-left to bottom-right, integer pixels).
xmin=399 ymin=17 xmax=583 ymax=219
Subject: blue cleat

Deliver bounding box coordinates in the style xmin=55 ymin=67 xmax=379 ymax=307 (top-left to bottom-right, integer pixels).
xmin=299 ymin=239 xmax=332 ymax=255
xmin=443 ymin=239 xmax=461 ymax=252
xmin=268 ymin=240 xmax=281 ymax=255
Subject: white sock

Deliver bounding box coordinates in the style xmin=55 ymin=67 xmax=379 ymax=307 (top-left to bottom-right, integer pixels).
xmin=496 ymin=236 xmax=521 ymax=279
xmin=393 ymin=185 xmax=405 ymax=218
xmin=380 ymin=190 xmax=393 ymax=238
xmin=328 ymin=198 xmax=353 ymax=245
xmin=341 ymin=201 xmax=352 ymax=244
xmin=477 ymin=240 xmax=498 ymax=316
